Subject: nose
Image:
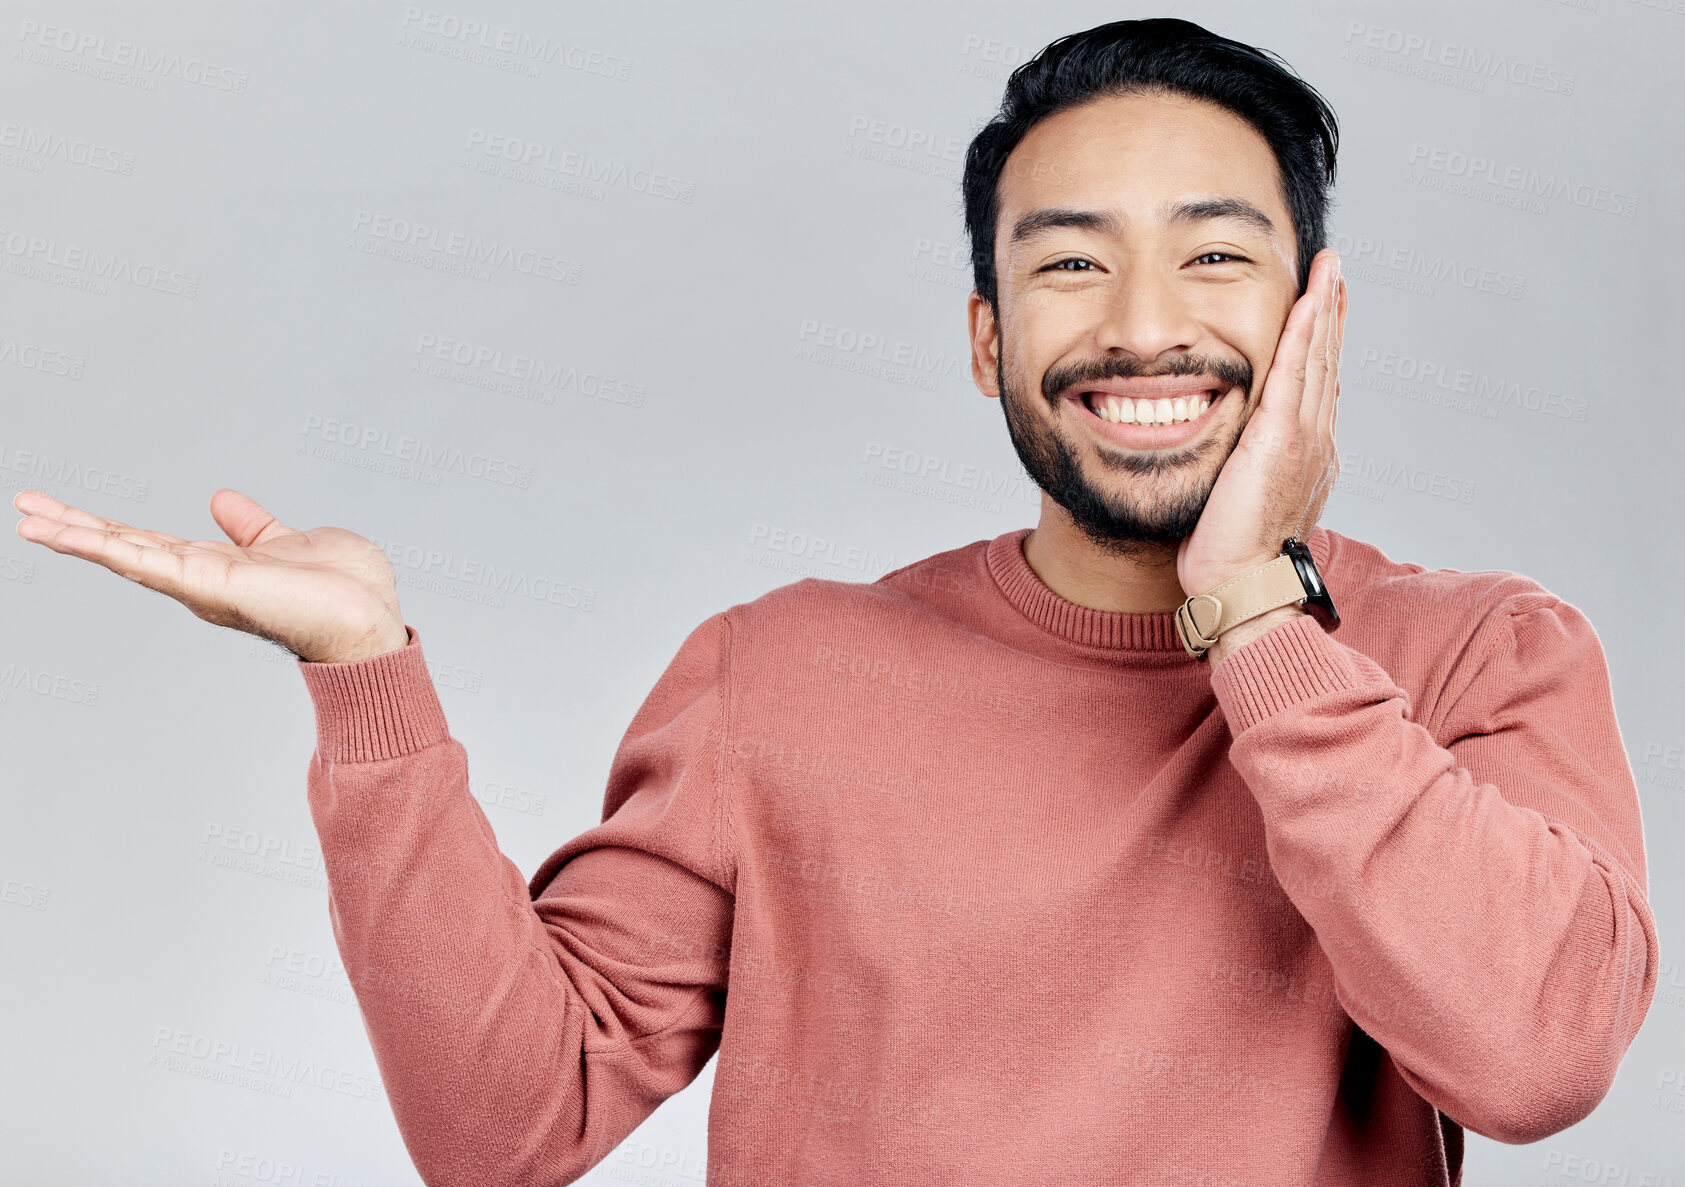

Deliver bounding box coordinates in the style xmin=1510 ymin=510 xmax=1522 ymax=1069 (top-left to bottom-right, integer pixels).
xmin=1089 ymin=261 xmax=1203 ymax=364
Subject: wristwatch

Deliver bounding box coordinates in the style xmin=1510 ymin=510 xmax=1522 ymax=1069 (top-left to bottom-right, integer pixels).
xmin=1174 ymin=536 xmax=1339 ymax=661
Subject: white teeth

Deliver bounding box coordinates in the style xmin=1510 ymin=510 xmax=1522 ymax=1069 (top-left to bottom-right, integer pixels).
xmin=1087 ymin=391 xmax=1218 ymax=425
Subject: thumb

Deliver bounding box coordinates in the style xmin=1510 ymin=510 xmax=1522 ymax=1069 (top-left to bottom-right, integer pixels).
xmin=208 ymin=488 xmax=293 ymax=548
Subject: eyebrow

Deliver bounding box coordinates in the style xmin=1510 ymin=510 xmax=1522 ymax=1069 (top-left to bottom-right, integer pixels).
xmin=1007 ymin=197 xmax=1278 ymax=248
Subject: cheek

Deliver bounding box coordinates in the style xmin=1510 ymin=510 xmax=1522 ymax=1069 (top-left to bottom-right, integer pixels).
xmin=1190 ymin=290 xmax=1273 ymax=348
xmin=1189 ymin=289 xmax=1288 ymax=381
xmin=999 ymin=298 xmax=1081 ymax=378
xmin=1009 ymin=291 xmax=1085 ymax=339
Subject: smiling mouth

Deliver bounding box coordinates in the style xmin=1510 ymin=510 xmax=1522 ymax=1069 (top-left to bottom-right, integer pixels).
xmin=1074 ymin=386 xmax=1230 ymax=426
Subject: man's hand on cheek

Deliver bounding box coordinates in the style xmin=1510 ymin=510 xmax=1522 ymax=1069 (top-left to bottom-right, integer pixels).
xmin=1176 ymin=248 xmax=1347 ymax=602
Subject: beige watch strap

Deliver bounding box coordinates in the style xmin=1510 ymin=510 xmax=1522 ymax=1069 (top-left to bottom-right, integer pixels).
xmin=1174 ymin=554 xmax=1307 ymax=660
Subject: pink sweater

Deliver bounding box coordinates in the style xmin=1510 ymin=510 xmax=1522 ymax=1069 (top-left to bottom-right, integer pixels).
xmin=296 ymin=525 xmax=1656 ymax=1186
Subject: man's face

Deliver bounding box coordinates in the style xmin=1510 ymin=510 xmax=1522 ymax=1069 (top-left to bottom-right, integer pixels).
xmin=967 ymin=89 xmax=1302 ymax=557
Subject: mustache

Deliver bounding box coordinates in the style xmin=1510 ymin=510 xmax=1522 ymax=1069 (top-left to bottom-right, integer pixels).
xmin=1040 ymin=353 xmax=1253 ymax=403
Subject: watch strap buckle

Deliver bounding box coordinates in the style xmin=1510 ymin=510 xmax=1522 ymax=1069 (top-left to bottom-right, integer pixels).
xmin=1175 ymin=553 xmax=1310 ymax=661
xmin=1174 ymin=593 xmax=1223 ymax=658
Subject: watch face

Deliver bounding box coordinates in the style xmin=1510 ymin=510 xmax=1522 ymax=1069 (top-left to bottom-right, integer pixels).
xmin=1283 ymin=537 xmax=1340 ymax=629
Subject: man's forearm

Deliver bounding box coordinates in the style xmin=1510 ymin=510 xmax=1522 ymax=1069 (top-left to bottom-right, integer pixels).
xmin=1208 ymin=612 xmax=1656 ymax=1144
xmin=296 ymin=620 xmax=735 ymax=1186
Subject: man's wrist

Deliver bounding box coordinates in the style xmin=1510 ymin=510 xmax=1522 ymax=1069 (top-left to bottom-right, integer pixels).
xmin=1204 ymin=603 xmax=1307 ymax=670
xmin=304 ymin=623 xmax=412 ymax=665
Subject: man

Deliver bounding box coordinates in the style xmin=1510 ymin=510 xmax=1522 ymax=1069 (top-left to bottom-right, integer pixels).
xmin=12 ymin=17 xmax=1654 ymax=1187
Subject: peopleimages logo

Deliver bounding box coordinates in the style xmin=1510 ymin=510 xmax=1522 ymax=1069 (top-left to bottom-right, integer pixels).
xmin=0 ymin=335 xmax=85 ymax=379
xmin=0 ymin=121 xmax=136 ymax=174
xmin=859 ymin=440 xmax=1040 ymax=513
xmin=955 ymin=32 xmax=1026 ymax=82
xmin=463 ymin=129 xmax=696 ymax=203
xmin=1407 ymin=143 xmax=1638 ymax=219
xmin=412 ymin=331 xmax=647 ymax=409
xmin=399 ymin=7 xmax=631 ymax=80
xmin=1338 ymin=449 xmax=1477 ymax=504
xmin=795 ymin=318 xmax=969 ymax=392
xmin=0 ymin=225 xmax=199 ymax=297
xmin=1329 ymin=231 xmax=1524 ymax=300
xmin=299 ymin=414 xmax=533 ymax=490
xmin=148 ymin=1025 xmax=383 ymax=1103
xmin=2 ymin=874 xmax=50 ymax=910
xmin=1354 ymin=346 xmax=1589 ymax=422
xmin=349 ymin=209 xmax=583 ymax=284
xmin=368 ymin=534 xmax=596 ymax=613
xmin=0 ymin=443 xmax=149 ymax=503
xmin=744 ymin=522 xmax=894 ymax=579
xmin=1341 ymin=21 xmax=1575 ymax=95
xmin=14 ymin=20 xmax=250 ymax=94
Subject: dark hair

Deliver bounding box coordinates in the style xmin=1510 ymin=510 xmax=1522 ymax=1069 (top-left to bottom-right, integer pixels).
xmin=961 ymin=18 xmax=1339 ymax=310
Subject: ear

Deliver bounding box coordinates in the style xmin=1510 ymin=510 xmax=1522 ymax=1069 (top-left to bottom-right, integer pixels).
xmin=968 ymin=291 xmax=1002 ymax=399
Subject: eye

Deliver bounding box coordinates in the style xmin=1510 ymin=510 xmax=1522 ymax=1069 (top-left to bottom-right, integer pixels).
xmin=1191 ymin=251 xmax=1251 ymax=266
xmin=1038 ymin=258 xmax=1096 ymax=273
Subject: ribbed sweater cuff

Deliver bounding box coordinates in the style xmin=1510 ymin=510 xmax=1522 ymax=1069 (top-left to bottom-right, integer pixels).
xmin=1210 ymin=613 xmax=1362 ymax=734
xmin=295 ymin=625 xmax=451 ymax=763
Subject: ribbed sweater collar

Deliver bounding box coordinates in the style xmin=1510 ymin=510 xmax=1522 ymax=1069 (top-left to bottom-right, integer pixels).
xmin=983 ymin=525 xmax=1335 ymax=653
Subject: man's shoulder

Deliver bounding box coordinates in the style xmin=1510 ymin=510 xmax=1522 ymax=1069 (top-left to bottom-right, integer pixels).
xmin=718 ymin=536 xmax=990 ymax=640
xmin=1319 ymin=527 xmax=1615 ymax=749
xmin=1318 ymin=526 xmax=1572 ymax=676
xmin=1323 ymin=525 xmax=1562 ymax=615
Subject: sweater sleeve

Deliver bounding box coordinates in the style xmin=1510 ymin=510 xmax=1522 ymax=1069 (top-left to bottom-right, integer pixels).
xmin=296 ymin=613 xmax=737 ymax=1187
xmin=1208 ymin=591 xmax=1657 ymax=1147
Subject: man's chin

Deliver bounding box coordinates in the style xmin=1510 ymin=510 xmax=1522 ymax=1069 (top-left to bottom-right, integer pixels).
xmin=999 ymin=383 xmax=1215 ymax=547
xmin=1057 ymin=469 xmax=1213 ymax=549
xmin=1070 ymin=508 xmax=1202 ymax=552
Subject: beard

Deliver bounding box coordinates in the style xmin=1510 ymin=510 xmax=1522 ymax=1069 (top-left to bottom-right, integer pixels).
xmin=996 ymin=335 xmax=1253 ymax=560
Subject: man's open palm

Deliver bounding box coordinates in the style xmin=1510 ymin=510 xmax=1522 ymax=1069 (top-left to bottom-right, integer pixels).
xmin=13 ymin=488 xmax=407 ymax=663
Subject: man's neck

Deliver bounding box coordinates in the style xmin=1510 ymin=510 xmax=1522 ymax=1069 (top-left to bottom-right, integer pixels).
xmin=1021 ymin=502 xmax=1189 ymax=615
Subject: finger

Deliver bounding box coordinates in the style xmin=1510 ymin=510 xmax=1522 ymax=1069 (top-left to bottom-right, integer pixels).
xmin=1296 ymin=452 xmax=1339 ymax=539
xmin=1299 ymin=255 xmax=1337 ymax=440
xmin=15 ymin=516 xmax=202 ymax=598
xmin=13 ymin=489 xmax=110 ymax=523
xmin=1334 ymin=276 xmax=1348 ymax=420
xmin=1317 ymin=272 xmax=1347 ymax=445
xmin=209 ymin=488 xmax=293 ymax=549
xmin=1294 ymin=257 xmax=1340 ymax=537
xmin=1310 ymin=266 xmax=1339 ymax=438
xmin=13 ymin=489 xmax=198 ymax=547
xmin=1257 ymin=258 xmax=1328 ymax=427
xmin=1292 ymin=443 xmax=1340 ymax=541
xmin=14 ymin=490 xmax=154 ymax=537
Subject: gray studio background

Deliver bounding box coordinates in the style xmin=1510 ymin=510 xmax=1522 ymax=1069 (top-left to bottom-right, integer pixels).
xmin=2 ymin=1 xmax=1681 ymax=1183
